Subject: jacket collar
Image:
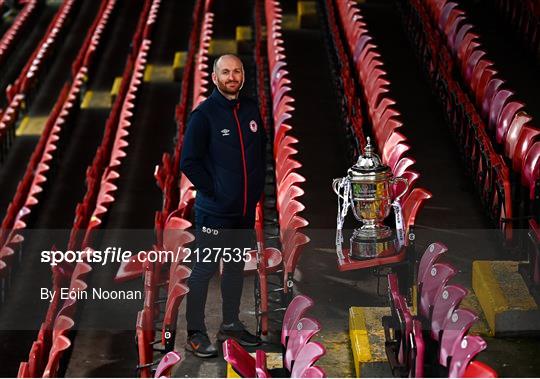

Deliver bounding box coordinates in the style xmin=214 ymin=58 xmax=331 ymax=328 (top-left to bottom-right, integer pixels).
xmin=210 ymin=88 xmax=240 ymax=109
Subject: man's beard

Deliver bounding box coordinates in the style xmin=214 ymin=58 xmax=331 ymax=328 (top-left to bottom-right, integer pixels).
xmin=217 ymin=79 xmax=241 ymax=95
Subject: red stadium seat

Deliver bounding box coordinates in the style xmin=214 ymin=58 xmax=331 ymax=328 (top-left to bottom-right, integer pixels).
xmin=223 ymin=339 xmax=256 ymax=378
xmin=463 ymin=360 xmax=498 ymax=378
xmin=42 ymin=335 xmax=71 ymax=378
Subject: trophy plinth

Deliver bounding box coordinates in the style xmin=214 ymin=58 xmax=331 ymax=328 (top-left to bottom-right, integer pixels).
xmin=350 ymin=227 xmax=394 ymax=260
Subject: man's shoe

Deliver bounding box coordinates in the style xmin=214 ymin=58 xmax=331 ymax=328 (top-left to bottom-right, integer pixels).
xmin=185 ymin=331 xmax=218 ymax=358
xmin=216 ymin=321 xmax=261 ymax=347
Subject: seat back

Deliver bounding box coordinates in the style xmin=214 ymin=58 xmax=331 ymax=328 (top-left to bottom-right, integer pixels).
xmin=495 ymin=100 xmax=525 ymax=144
xmin=448 ymin=335 xmax=487 ymax=378
xmin=418 ymin=242 xmax=448 ymax=288
xmin=419 ymin=262 xmax=457 ymax=319
xmin=439 ymin=308 xmax=478 ymax=367
xmin=290 ymin=342 xmax=326 ymax=378
xmin=430 ymin=284 xmax=468 ymax=340
xmin=223 ymin=339 xmax=256 ymax=378
xmin=154 ymin=351 xmax=183 ymax=378
xmin=463 ymin=360 xmax=498 ymax=378
xmin=284 ymin=317 xmax=321 ymax=371
xmin=255 ymin=350 xmax=271 ymax=378
xmin=281 ymin=294 xmax=314 ymax=347
xmin=300 ymin=365 xmax=326 ymax=378
xmin=522 ymin=142 xmax=540 ymax=200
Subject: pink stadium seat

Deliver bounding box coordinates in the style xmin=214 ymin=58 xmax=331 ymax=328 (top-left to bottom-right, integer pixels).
xmin=411 ymin=319 xmax=425 ymax=378
xmin=475 ymin=68 xmax=498 ymax=107
xmin=430 ymin=284 xmax=468 ymax=340
xmin=448 ymin=336 xmax=488 ymax=378
xmin=496 ymin=101 xmax=525 ymax=144
xmin=284 ymin=317 xmax=321 ymax=371
xmin=418 ymin=242 xmax=448 ymax=287
xmin=488 ymin=89 xmax=514 ymax=132
xmin=300 ymin=366 xmax=326 ymax=378
xmin=464 ymin=50 xmax=487 ymax=85
xmin=281 ymin=294 xmax=314 ymax=347
xmin=470 ymin=59 xmax=494 ymax=95
xmin=419 ymin=262 xmax=457 ymax=319
xmin=504 ymin=112 xmax=534 ymax=160
xmin=453 ymin=23 xmax=474 ymax=55
xmin=480 ymin=78 xmax=504 ymax=119
xmin=522 ymin=142 xmax=540 ymax=199
xmin=154 ymin=351 xmax=183 ymax=378
xmin=255 ymin=350 xmax=271 ymax=378
xmin=290 ymin=342 xmax=326 ymax=378
xmin=439 ymin=308 xmax=479 ymax=367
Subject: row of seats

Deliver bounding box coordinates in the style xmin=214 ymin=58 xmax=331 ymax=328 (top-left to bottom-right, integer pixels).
xmin=250 ymin=0 xmax=280 ymax=338
xmin=0 ymin=0 xmax=39 ymax=67
xmin=133 ymin=0 xmax=209 ymax=375
xmin=330 ymin=0 xmax=432 ymax=251
xmin=397 ymin=0 xmax=515 ymax=242
xmin=384 ymin=242 xmax=497 ymax=378
xmin=0 ymin=0 xmax=78 ymax=164
xmin=260 ymin=0 xmax=310 ymax=327
xmin=1 ymin=0 xmax=117 ymax=308
xmin=493 ymin=0 xmax=540 ymax=59
xmin=16 ymin=0 xmax=162 ymax=376
xmin=71 ymin=0 xmax=117 ymax=80
xmin=427 ymin=0 xmax=540 ymax=209
xmin=224 ymin=294 xmax=326 ymax=378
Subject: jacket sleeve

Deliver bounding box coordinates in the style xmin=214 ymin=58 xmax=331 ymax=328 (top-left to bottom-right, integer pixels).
xmin=180 ymin=110 xmax=215 ymax=197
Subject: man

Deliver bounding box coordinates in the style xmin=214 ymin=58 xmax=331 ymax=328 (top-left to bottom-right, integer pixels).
xmin=180 ymin=54 xmax=266 ymax=358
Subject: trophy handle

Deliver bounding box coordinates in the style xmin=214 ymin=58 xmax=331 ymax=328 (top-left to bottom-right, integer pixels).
xmin=332 ymin=178 xmax=346 ymax=200
xmin=391 ymin=176 xmax=409 ymax=202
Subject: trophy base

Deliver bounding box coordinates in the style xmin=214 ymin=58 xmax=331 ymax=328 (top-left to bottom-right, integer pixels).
xmin=349 ymin=227 xmax=395 ymax=260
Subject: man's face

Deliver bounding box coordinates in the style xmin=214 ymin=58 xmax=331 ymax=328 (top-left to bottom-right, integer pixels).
xmin=212 ymin=56 xmax=244 ymax=97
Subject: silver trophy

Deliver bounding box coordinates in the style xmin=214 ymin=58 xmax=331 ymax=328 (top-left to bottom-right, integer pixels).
xmin=333 ymin=138 xmax=409 ymax=259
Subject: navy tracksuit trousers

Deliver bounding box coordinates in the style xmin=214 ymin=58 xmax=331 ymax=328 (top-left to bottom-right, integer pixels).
xmin=186 ymin=209 xmax=255 ymax=332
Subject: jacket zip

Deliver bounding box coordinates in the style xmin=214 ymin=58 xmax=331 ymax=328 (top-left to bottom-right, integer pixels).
xmin=233 ymin=104 xmax=248 ymax=216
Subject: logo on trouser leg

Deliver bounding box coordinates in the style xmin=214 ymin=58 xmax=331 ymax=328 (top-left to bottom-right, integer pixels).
xmin=202 ymin=226 xmax=219 ymax=235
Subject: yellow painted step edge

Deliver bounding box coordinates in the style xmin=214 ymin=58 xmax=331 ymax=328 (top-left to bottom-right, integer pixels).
xmin=472 ymin=261 xmax=509 ymax=336
xmin=349 ymin=307 xmax=372 ymax=377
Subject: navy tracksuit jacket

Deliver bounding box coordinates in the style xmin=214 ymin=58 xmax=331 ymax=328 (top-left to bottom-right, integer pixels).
xmin=180 ymin=89 xmax=267 ymax=219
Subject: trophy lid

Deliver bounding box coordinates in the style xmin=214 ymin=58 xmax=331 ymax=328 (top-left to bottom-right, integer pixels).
xmin=348 ymin=137 xmax=389 ymax=176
